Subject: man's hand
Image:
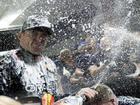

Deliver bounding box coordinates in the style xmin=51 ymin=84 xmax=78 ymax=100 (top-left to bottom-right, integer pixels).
xmin=76 ymin=88 xmax=98 ymax=101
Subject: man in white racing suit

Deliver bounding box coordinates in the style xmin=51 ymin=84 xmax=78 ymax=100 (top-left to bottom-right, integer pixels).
xmin=0 ymin=15 xmax=96 ymax=103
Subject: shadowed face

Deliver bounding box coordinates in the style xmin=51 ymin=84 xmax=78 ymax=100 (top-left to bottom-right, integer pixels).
xmin=18 ymin=29 xmax=48 ymax=55
xmin=93 ymin=95 xmax=118 ymax=105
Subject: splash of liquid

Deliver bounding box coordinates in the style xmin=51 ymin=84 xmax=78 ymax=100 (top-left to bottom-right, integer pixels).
xmin=92 ymin=26 xmax=138 ymax=88
xmin=0 ymin=0 xmax=36 ymax=29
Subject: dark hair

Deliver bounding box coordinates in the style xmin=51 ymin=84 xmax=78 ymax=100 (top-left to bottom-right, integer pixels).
xmin=75 ymin=54 xmax=98 ymax=71
xmin=90 ymin=84 xmax=115 ymax=104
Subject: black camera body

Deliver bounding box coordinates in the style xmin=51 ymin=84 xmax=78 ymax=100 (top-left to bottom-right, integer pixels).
xmin=75 ymin=54 xmax=99 ymax=71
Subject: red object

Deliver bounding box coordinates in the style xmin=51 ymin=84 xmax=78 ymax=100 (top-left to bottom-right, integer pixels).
xmin=42 ymin=93 xmax=54 ymax=105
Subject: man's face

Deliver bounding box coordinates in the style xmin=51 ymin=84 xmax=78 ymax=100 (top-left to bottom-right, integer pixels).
xmin=93 ymin=95 xmax=118 ymax=105
xmin=94 ymin=99 xmax=116 ymax=105
xmin=18 ymin=29 xmax=48 ymax=55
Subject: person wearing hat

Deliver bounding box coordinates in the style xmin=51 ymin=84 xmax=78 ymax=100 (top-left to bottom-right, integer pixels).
xmin=0 ymin=15 xmax=97 ymax=103
xmin=0 ymin=15 xmax=60 ymax=99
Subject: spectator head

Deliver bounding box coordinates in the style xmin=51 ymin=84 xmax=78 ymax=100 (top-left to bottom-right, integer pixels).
xmin=59 ymin=48 xmax=74 ymax=62
xmin=92 ymin=84 xmax=118 ymax=105
xmin=17 ymin=15 xmax=54 ymax=55
xmin=78 ymin=35 xmax=97 ymax=54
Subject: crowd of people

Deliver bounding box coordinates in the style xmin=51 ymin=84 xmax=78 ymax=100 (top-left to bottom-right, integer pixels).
xmin=0 ymin=15 xmax=140 ymax=105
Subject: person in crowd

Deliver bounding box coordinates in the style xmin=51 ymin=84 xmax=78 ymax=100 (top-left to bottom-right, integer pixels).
xmin=73 ymin=35 xmax=105 ymax=86
xmin=86 ymin=84 xmax=140 ymax=105
xmin=89 ymin=84 xmax=118 ymax=105
xmin=55 ymin=35 xmax=101 ymax=90
xmin=54 ymin=48 xmax=85 ymax=94
xmin=89 ymin=34 xmax=138 ymax=82
xmin=54 ymin=46 xmax=99 ymax=94
xmin=69 ymin=35 xmax=105 ymax=90
xmin=0 ymin=15 xmax=97 ymax=102
xmin=55 ymin=48 xmax=76 ymax=77
xmin=77 ymin=34 xmax=97 ymax=54
xmin=87 ymin=29 xmax=140 ymax=99
xmin=55 ymin=84 xmax=140 ymax=105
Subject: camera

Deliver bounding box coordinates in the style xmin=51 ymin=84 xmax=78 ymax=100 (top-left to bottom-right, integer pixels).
xmin=75 ymin=54 xmax=99 ymax=71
